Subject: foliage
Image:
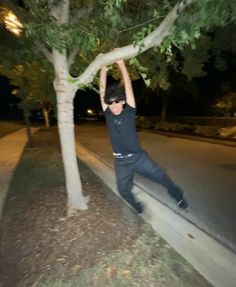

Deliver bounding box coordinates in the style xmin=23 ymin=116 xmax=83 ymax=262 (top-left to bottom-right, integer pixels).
xmin=1 ymin=0 xmax=236 ymax=82
xmin=137 ymin=117 xmax=236 ymax=139
xmin=100 ymin=0 xmax=172 ymax=49
xmin=141 ymin=118 xmax=236 ymax=139
xmin=154 ymin=121 xmax=193 ymax=132
xmin=213 ymin=82 xmax=236 ymax=116
xmin=139 ymin=0 xmax=236 ymax=93
xmin=103 ymin=0 xmax=127 ymax=28
xmin=213 ymin=93 xmax=236 ymax=117
xmin=26 ymin=19 xmax=100 ymax=54
xmin=193 ymin=124 xmax=220 ymax=137
xmin=129 ymin=58 xmax=152 ymax=87
xmin=135 ymin=50 xmax=172 ymax=91
xmin=161 ymin=0 xmax=236 ymax=56
xmin=179 ymin=36 xmax=212 ymax=80
xmin=136 ymin=116 xmax=154 ymax=129
xmin=0 ymin=21 xmax=55 ymax=116
xmin=219 ymin=126 xmax=236 ymax=139
xmin=0 ymin=25 xmax=34 ymax=64
xmin=0 ymin=60 xmax=55 ymax=117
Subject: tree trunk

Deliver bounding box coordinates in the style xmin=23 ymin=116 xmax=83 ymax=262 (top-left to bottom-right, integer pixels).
xmin=56 ymin=92 xmax=88 ymax=211
xmin=23 ymin=107 xmax=34 ymax=148
xmin=53 ymin=50 xmax=87 ymax=211
xmin=43 ymin=107 xmax=50 ymax=128
xmin=161 ymin=94 xmax=169 ymax=122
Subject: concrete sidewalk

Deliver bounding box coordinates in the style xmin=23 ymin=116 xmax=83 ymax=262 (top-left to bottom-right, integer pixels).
xmin=76 ymin=140 xmax=236 ymax=287
xmin=0 ymin=128 xmax=38 ymax=218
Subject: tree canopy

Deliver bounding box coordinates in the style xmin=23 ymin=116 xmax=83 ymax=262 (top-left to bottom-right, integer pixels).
xmin=1 ymin=0 xmax=236 ymax=87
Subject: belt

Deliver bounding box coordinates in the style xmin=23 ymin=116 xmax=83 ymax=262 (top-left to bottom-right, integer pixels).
xmin=113 ymin=152 xmax=134 ymax=159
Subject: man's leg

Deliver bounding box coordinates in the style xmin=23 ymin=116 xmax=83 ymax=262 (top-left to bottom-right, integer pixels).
xmin=115 ymin=160 xmax=143 ymax=213
xmin=135 ymin=152 xmax=188 ymax=209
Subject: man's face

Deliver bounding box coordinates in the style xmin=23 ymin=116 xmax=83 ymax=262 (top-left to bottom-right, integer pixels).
xmin=108 ymin=100 xmax=125 ymax=115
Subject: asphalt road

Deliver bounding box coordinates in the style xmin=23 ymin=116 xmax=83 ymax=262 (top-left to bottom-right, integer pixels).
xmin=75 ymin=122 xmax=236 ymax=252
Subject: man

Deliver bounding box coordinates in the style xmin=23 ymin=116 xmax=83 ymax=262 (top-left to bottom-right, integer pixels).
xmin=99 ymin=59 xmax=188 ymax=213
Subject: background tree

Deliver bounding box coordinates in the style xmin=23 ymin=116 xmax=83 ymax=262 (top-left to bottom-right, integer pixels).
xmin=1 ymin=0 xmax=236 ymax=214
xmin=23 ymin=62 xmax=56 ymax=128
xmin=0 ymin=61 xmax=55 ymax=127
xmin=0 ymin=63 xmax=37 ymax=146
xmin=0 ymin=20 xmax=54 ymax=146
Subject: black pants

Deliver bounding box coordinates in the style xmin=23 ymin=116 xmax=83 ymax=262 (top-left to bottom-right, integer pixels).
xmin=114 ymin=151 xmax=183 ymax=212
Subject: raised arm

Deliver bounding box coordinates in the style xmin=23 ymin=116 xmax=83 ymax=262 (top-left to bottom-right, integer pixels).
xmin=116 ymin=60 xmax=136 ymax=108
xmin=99 ymin=66 xmax=108 ymax=112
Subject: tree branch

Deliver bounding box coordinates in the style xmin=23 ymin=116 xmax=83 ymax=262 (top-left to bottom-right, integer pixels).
xmin=68 ymin=47 xmax=80 ymax=69
xmin=74 ymin=0 xmax=197 ymax=89
xmin=48 ymin=0 xmax=69 ymax=24
xmin=114 ymin=15 xmax=166 ymax=47
xmin=177 ymin=0 xmax=196 ymax=14
xmin=34 ymin=40 xmax=53 ymax=64
xmin=60 ymin=0 xmax=69 ymax=24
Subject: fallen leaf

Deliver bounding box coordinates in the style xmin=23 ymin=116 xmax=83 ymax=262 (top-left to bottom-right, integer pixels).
xmin=121 ymin=270 xmax=132 ymax=278
xmin=71 ymin=264 xmax=81 ymax=271
xmin=106 ymin=266 xmax=117 ymax=279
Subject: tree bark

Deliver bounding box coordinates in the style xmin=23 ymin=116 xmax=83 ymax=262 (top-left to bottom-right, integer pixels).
xmin=53 ymin=50 xmax=88 ymax=211
xmin=57 ymin=93 xmax=87 ymax=210
xmin=161 ymin=94 xmax=169 ymax=121
xmin=23 ymin=107 xmax=34 ymax=148
xmin=43 ymin=107 xmax=50 ymax=128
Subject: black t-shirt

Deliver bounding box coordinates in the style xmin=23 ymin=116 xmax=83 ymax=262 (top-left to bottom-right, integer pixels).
xmin=104 ymin=104 xmax=142 ymax=155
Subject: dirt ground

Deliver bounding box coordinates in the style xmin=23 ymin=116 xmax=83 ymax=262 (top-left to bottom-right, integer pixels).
xmin=0 ymin=128 xmax=212 ymax=287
